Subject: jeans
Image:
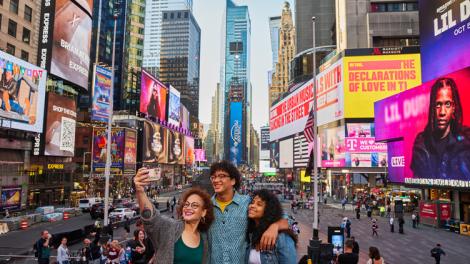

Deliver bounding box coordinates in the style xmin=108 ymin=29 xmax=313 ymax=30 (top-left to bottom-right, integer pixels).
xmin=1 ymin=100 xmax=24 ymax=115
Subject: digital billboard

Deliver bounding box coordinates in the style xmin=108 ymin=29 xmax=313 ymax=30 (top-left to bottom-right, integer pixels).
xmin=180 ymin=105 xmax=190 ymax=130
xmin=229 ymin=102 xmax=243 ymax=165
xmin=0 ymin=51 xmax=47 ymax=133
xmin=140 ymin=70 xmax=168 ymax=121
xmin=168 ymin=85 xmax=181 ymax=127
xmin=279 ymin=138 xmax=294 ymax=168
xmin=419 ymin=0 xmax=470 ymax=82
xmin=270 ymin=141 xmax=279 ymax=168
xmin=320 ymin=125 xmax=346 ymax=167
xmin=91 ymin=65 xmax=112 ymax=122
xmin=0 ymin=186 xmax=21 ymax=211
xmin=375 ymin=67 xmax=470 ymax=187
xmin=44 ymin=93 xmax=77 ymax=157
xmin=315 ymin=58 xmax=344 ymax=126
xmin=167 ymin=130 xmax=185 ymax=165
xmin=343 ymin=54 xmax=421 ymax=118
xmin=142 ymin=121 xmax=168 ymax=163
xmin=260 ymin=126 xmax=270 ymax=151
xmin=124 ymin=129 xmax=137 ymax=175
xmin=195 ymin=149 xmax=206 ymax=162
xmin=50 ymin=0 xmax=92 ymax=89
xmin=92 ymin=128 xmax=125 ymax=174
xmin=185 ymin=136 xmax=195 ymax=165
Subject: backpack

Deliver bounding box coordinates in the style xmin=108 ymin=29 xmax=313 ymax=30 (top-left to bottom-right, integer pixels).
xmin=33 ymin=241 xmax=39 ymax=258
xmin=431 ymin=248 xmax=438 ymax=258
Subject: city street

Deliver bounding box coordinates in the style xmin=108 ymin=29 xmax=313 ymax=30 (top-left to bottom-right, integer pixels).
xmin=294 ymin=203 xmax=470 ymax=264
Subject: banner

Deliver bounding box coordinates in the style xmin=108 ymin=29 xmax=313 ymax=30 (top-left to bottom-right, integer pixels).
xmin=345 ymin=137 xmax=387 ymax=153
xmin=142 ymin=121 xmax=168 ymax=163
xmin=0 ymin=186 xmax=21 ymax=211
xmin=260 ymin=126 xmax=270 ymax=151
xmin=124 ymin=129 xmax=137 ymax=175
xmin=229 ymin=102 xmax=243 ymax=165
xmin=140 ymin=70 xmax=168 ymax=121
xmin=343 ymin=54 xmax=421 ymax=118
xmin=91 ymin=65 xmax=112 ymax=122
xmin=320 ymin=125 xmax=346 ymax=167
xmin=279 ymin=138 xmax=294 ymax=169
xmin=315 ymin=58 xmax=344 ymax=126
xmin=167 ymin=130 xmax=185 ymax=165
xmin=270 ymin=141 xmax=279 ymax=168
xmin=180 ymin=105 xmax=190 ymax=130
xmin=375 ymin=67 xmax=470 ymax=186
xmin=44 ymin=93 xmax=77 ymax=156
xmin=419 ymin=0 xmax=470 ymax=82
xmin=92 ymin=128 xmax=125 ymax=174
xmin=185 ymin=136 xmax=195 ymax=165
xmin=0 ymin=51 xmax=47 ymax=132
xmin=168 ymin=85 xmax=181 ymax=127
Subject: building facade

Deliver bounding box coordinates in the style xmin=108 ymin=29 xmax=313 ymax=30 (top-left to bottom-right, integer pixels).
xmin=159 ymin=9 xmax=201 ymax=118
xmin=143 ymin=0 xmax=192 ymax=75
xmin=0 ymin=0 xmax=41 ymax=65
xmin=269 ymin=2 xmax=295 ymax=108
xmin=220 ymin=0 xmax=251 ymax=166
xmin=268 ymin=16 xmax=281 ymax=70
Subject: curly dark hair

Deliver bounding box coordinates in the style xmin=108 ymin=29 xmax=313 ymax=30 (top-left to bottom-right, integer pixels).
xmin=368 ymin=247 xmax=381 ymax=260
xmin=247 ymin=189 xmax=297 ymax=248
xmin=209 ymin=160 xmax=241 ymax=190
xmin=176 ymin=187 xmax=215 ymax=232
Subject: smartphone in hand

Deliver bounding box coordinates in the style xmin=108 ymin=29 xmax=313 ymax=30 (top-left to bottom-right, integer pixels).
xmin=147 ymin=167 xmax=161 ymax=182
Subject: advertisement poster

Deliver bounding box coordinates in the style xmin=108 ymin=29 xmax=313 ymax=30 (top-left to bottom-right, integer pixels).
xmin=343 ymin=54 xmax=422 ymax=118
xmin=50 ymin=0 xmax=92 ymax=89
xmin=419 ymin=202 xmax=437 ymax=219
xmin=92 ymin=128 xmax=125 ymax=174
xmin=320 ymin=125 xmax=346 ymax=167
xmin=44 ymin=93 xmax=77 ymax=156
xmin=91 ymin=65 xmax=112 ymax=122
xmin=185 ymin=136 xmax=195 ymax=165
xmin=344 ymin=138 xmax=387 ymax=153
xmin=140 ymin=70 xmax=168 ymax=121
xmin=293 ymin=134 xmax=309 ymax=168
xmin=0 ymin=51 xmax=47 ymax=133
xmin=260 ymin=126 xmax=270 ymax=151
xmin=168 ymin=86 xmax=181 ymax=127
xmin=195 ymin=149 xmax=206 ymax=162
xmin=279 ymin=138 xmax=294 ymax=169
xmin=0 ymin=186 xmax=21 ymax=211
xmin=124 ymin=129 xmax=137 ymax=175
xmin=270 ymin=80 xmax=313 ymax=141
xmin=167 ymin=130 xmax=185 ymax=165
xmin=375 ymin=67 xmax=470 ymax=187
xmin=346 ymin=123 xmax=373 ymax=137
xmin=270 ymin=141 xmax=279 ymax=168
xmin=229 ymin=102 xmax=243 ymax=165
xmin=142 ymin=121 xmax=168 ymax=163
xmin=180 ymin=105 xmax=190 ymax=130
xmin=387 ymin=141 xmax=405 ymax=182
xmin=419 ymin=0 xmax=470 ymax=82
xmin=315 ymin=58 xmax=345 ymax=126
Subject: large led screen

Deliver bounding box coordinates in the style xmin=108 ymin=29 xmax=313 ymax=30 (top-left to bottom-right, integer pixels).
xmin=185 ymin=136 xmax=195 ymax=165
xmin=229 ymin=102 xmax=243 ymax=165
xmin=0 ymin=51 xmax=46 ymax=132
xmin=419 ymin=0 xmax=470 ymax=82
xmin=167 ymin=130 xmax=185 ymax=165
xmin=279 ymin=138 xmax=294 ymax=169
xmin=44 ymin=93 xmax=77 ymax=156
xmin=92 ymin=128 xmax=125 ymax=174
xmin=91 ymin=65 xmax=112 ymax=122
xmin=320 ymin=125 xmax=346 ymax=167
xmin=142 ymin=121 xmax=168 ymax=163
xmin=50 ymin=0 xmax=92 ymax=89
xmin=140 ymin=70 xmax=168 ymax=121
xmin=168 ymin=85 xmax=181 ymax=127
xmin=375 ymin=67 xmax=470 ymax=187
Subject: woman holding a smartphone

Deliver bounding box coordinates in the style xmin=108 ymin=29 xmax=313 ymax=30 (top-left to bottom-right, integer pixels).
xmin=134 ymin=168 xmax=214 ymax=264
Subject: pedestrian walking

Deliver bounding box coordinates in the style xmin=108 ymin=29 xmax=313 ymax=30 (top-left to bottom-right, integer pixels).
xmin=351 ymin=236 xmax=359 ymax=255
xmin=123 ymin=216 xmax=131 ymax=238
xmin=367 ymin=207 xmax=372 ymax=219
xmin=389 ymin=217 xmax=394 ymax=233
xmin=291 ymin=199 xmax=297 ymax=214
xmin=336 ymin=239 xmax=359 ymax=264
xmin=431 ymin=244 xmax=446 ymax=264
xmin=398 ymin=217 xmax=405 ymax=234
xmin=355 ymin=206 xmax=360 ymax=220
xmin=35 ymin=230 xmax=52 ymax=264
xmin=386 ymin=206 xmax=391 ymax=218
xmin=412 ymin=212 xmax=417 ymax=228
xmin=57 ymin=237 xmax=70 ymax=264
xmin=345 ymin=218 xmax=352 ymax=238
xmin=366 ymin=247 xmax=385 ymax=264
xmin=341 ymin=198 xmax=347 ymax=210
xmin=372 ymin=219 xmax=378 ymax=237
xmin=4 ymin=209 xmax=10 ymax=218
xmin=171 ymin=196 xmax=176 ymax=213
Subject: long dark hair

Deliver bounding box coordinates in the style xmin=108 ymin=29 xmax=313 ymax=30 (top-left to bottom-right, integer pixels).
xmin=369 ymin=246 xmax=381 ymax=260
xmin=425 ymin=77 xmax=463 ymax=139
xmin=247 ymin=189 xmax=297 ymax=248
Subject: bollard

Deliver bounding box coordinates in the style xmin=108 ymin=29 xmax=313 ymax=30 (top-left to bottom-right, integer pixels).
xmin=20 ymin=220 xmax=28 ymax=230
xmin=63 ymin=212 xmax=70 ymax=220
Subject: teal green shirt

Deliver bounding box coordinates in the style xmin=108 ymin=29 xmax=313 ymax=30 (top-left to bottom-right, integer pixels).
xmin=173 ymin=236 xmax=204 ymax=264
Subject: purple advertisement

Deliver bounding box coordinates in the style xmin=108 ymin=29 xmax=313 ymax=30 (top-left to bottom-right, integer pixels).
xmin=375 ymin=67 xmax=470 ymax=186
xmin=419 ymin=0 xmax=470 ymax=82
xmin=387 ymin=141 xmax=405 ymax=183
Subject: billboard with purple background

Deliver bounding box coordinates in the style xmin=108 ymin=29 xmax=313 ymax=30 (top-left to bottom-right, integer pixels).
xmin=91 ymin=65 xmax=112 ymax=122
xmin=419 ymin=0 xmax=470 ymax=82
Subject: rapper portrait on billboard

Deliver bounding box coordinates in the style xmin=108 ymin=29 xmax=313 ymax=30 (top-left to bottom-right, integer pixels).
xmin=411 ymin=78 xmax=470 ymax=180
xmin=143 ymin=121 xmax=167 ymax=163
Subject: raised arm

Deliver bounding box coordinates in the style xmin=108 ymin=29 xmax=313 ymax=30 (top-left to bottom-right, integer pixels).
xmin=134 ymin=168 xmax=155 ymax=217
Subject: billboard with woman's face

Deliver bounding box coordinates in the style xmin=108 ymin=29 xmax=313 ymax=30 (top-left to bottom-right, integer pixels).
xmin=140 ymin=71 xmax=168 ymax=121
xmin=167 ymin=130 xmax=185 ymax=165
xmin=142 ymin=121 xmax=168 ymax=163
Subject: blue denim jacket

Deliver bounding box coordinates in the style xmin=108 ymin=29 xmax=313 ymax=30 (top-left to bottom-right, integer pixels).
xmin=245 ymin=233 xmax=297 ymax=264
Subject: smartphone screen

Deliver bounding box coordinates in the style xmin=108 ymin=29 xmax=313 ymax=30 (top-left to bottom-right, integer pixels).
xmin=147 ymin=168 xmax=161 ymax=182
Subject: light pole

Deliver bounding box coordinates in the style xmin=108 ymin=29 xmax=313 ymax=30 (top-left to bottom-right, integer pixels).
xmin=103 ymin=11 xmax=118 ymax=228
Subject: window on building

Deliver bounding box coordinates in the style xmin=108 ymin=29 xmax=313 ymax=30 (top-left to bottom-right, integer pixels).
xmin=370 ymin=1 xmax=418 ymax=12
xmin=6 ymin=43 xmax=15 ymax=55
xmin=178 ymin=12 xmax=181 ymax=18
xmin=9 ymin=0 xmax=18 ymax=13
xmin=170 ymin=12 xmax=174 ymax=19
xmin=163 ymin=13 xmax=167 ymax=19
xmin=24 ymin=5 xmax=32 ymax=22
xmin=21 ymin=50 xmax=29 ymax=61
xmin=8 ymin=19 xmax=17 ymax=37
xmin=184 ymin=12 xmax=188 ymax=18
xmin=22 ymin=27 xmax=30 ymax=43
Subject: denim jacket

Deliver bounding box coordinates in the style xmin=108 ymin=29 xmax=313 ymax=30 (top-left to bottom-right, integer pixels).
xmin=245 ymin=232 xmax=297 ymax=264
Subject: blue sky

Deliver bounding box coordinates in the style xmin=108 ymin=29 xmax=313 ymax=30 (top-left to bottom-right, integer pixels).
xmin=194 ymin=0 xmax=295 ymax=132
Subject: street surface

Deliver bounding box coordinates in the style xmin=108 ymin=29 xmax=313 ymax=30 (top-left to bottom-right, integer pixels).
xmin=294 ymin=202 xmax=470 ymax=264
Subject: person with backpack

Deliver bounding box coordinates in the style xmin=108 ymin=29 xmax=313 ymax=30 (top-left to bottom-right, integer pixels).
xmin=431 ymin=244 xmax=446 ymax=264
xmin=35 ymin=230 xmax=52 ymax=264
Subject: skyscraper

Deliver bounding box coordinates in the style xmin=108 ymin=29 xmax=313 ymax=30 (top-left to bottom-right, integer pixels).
xmin=269 ymin=2 xmax=296 ymax=107
xmin=159 ymin=10 xmax=201 ymax=118
xmin=143 ymin=0 xmax=193 ymax=76
xmin=269 ymin=16 xmax=281 ymax=70
xmin=220 ymin=0 xmax=251 ymax=166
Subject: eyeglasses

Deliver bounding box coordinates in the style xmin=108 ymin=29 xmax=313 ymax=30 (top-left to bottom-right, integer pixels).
xmin=183 ymin=202 xmax=200 ymax=210
xmin=435 ymin=101 xmax=454 ymax=109
xmin=210 ymin=174 xmax=230 ymax=181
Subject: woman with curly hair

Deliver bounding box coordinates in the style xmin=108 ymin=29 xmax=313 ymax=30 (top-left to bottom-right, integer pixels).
xmin=247 ymin=189 xmax=297 ymax=264
xmin=134 ymin=167 xmax=215 ymax=264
